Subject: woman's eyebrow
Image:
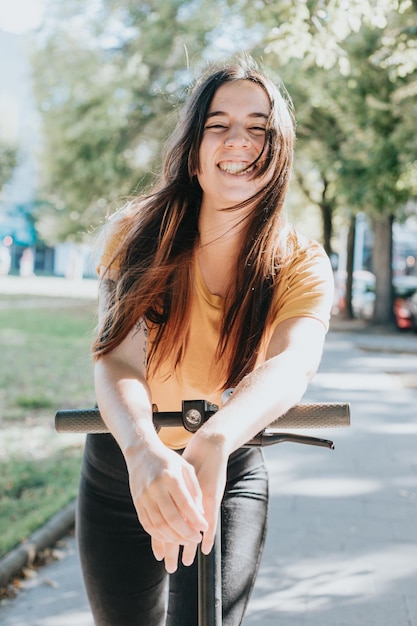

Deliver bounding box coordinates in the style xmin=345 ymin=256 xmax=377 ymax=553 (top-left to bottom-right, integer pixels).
xmin=206 ymin=111 xmax=269 ymax=120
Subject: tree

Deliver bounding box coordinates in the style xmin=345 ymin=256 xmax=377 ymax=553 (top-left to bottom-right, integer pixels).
xmin=334 ymin=22 xmax=414 ymax=324
xmin=32 ymin=0 xmax=417 ymax=328
xmin=32 ymin=0 xmax=224 ymax=241
xmin=279 ymin=63 xmax=350 ymax=258
xmin=32 ymin=0 xmax=398 ymax=242
xmin=247 ymin=1 xmax=417 ymax=324
xmin=34 ymin=0 xmax=384 ymax=242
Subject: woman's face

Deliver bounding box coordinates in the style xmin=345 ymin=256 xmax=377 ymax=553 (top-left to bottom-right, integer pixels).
xmin=197 ymin=79 xmax=272 ymax=211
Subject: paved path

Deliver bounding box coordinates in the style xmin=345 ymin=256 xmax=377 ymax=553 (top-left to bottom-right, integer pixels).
xmin=0 ymin=275 xmax=98 ymax=300
xmin=1 ymin=279 xmax=416 ymax=624
xmin=245 ymin=326 xmax=417 ymax=625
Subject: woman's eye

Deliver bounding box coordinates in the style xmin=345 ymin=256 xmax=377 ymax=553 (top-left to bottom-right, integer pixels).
xmin=205 ymin=124 xmax=227 ymax=130
xmin=250 ymin=126 xmax=266 ymax=133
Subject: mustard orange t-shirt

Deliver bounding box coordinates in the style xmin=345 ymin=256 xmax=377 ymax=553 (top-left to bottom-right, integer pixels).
xmin=98 ymin=226 xmax=334 ymax=449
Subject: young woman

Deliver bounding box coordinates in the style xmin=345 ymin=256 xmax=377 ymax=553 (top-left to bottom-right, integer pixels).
xmin=77 ymin=56 xmax=334 ymax=626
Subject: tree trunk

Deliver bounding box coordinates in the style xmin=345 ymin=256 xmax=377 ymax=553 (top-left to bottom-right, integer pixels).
xmin=319 ymin=201 xmax=333 ymax=256
xmin=344 ymin=214 xmax=356 ymax=319
xmin=371 ymin=214 xmax=394 ymax=325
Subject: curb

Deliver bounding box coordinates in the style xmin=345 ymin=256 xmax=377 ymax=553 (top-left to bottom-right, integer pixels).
xmin=0 ymin=499 xmax=76 ymax=589
xmin=329 ymin=318 xmax=417 ymax=354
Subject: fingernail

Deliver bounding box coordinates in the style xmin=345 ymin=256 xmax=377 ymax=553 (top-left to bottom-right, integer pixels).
xmin=166 ymin=563 xmax=177 ymax=574
xmin=202 ymin=543 xmax=213 ymax=555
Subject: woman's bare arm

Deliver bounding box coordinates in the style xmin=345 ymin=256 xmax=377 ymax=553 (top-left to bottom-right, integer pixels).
xmin=196 ymin=316 xmax=326 ymax=450
xmin=183 ymin=316 xmax=327 ymax=555
xmin=94 ymin=269 xmax=154 ymax=453
xmin=94 ymin=268 xmax=208 ymax=572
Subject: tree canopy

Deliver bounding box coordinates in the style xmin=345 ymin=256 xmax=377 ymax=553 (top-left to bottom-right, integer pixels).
xmin=255 ymin=0 xmax=417 ymax=322
xmin=32 ymin=0 xmax=225 ymax=240
xmin=32 ymin=0 xmax=417 ymax=322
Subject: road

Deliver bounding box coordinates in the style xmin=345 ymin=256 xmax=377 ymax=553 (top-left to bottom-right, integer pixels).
xmin=245 ymin=325 xmax=417 ymax=625
xmin=1 ymin=321 xmax=416 ymax=625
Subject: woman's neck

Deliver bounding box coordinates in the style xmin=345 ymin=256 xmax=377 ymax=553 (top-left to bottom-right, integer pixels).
xmin=198 ymin=202 xmax=248 ymax=248
xmin=197 ymin=206 xmax=248 ymax=297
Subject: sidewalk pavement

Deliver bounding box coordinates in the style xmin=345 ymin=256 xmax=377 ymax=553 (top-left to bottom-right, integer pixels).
xmin=1 ymin=276 xmax=417 ymax=624
xmin=0 ymin=275 xmax=98 ymax=299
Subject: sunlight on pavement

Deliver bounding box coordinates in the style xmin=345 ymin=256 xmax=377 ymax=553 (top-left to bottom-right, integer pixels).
xmin=268 ymin=476 xmax=380 ymax=497
xmin=313 ymin=372 xmax=402 ymax=391
xmin=365 ymin=422 xmax=417 ymax=435
xmin=0 ymin=277 xmax=98 ymax=300
xmin=41 ymin=611 xmax=93 ymax=626
xmin=247 ymin=544 xmax=417 ymax=614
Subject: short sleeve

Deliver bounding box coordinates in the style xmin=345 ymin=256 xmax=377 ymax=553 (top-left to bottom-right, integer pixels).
xmin=270 ymin=237 xmax=334 ymax=331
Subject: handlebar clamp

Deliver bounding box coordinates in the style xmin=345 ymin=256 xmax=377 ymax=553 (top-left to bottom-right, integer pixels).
xmin=182 ymin=400 xmax=219 ymax=432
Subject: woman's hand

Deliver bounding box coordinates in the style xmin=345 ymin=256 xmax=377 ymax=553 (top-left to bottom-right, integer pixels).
xmin=125 ymin=438 xmax=208 ymax=572
xmin=182 ymin=430 xmax=229 ymax=558
xmin=149 ymin=432 xmax=229 ymax=572
xmin=151 ymin=536 xmax=201 ymax=573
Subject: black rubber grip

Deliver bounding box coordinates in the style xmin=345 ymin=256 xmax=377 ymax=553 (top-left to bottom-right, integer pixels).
xmin=55 ymin=402 xmax=350 ymax=434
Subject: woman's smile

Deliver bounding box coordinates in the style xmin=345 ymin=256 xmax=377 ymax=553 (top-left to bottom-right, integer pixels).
xmin=217 ymin=161 xmax=256 ymax=175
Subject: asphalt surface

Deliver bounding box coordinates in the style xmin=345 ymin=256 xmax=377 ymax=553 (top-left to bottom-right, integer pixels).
xmin=1 ymin=276 xmax=417 ymax=625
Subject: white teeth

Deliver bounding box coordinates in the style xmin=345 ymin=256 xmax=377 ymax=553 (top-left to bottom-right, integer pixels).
xmin=219 ymin=162 xmax=254 ymax=175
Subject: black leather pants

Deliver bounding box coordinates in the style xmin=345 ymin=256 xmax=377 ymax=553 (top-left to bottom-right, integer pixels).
xmin=77 ymin=433 xmax=269 ymax=626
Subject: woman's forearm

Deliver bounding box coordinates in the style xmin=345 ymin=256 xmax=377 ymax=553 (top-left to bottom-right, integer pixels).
xmin=195 ymin=351 xmax=310 ymax=454
xmin=94 ymin=355 xmax=161 ymax=458
xmin=192 ymin=317 xmax=326 ymax=455
xmin=94 ymin=354 xmax=209 ymax=563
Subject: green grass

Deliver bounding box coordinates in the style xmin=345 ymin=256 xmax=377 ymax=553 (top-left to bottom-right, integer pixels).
xmin=0 ymin=449 xmax=82 ymax=557
xmin=0 ymin=295 xmax=96 ymax=558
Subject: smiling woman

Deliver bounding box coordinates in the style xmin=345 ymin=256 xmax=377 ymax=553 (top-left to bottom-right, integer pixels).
xmin=77 ymin=55 xmax=334 ymax=626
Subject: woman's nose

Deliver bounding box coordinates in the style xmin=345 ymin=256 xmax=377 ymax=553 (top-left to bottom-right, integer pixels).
xmin=224 ymin=127 xmax=250 ymax=148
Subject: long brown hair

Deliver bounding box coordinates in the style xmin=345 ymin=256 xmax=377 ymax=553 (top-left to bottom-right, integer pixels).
xmin=93 ymin=55 xmax=298 ymax=389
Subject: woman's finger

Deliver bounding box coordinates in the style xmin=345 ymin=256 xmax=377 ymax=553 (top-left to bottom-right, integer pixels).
xmin=182 ymin=465 xmax=204 ymax=513
xmin=182 ymin=540 xmax=199 ymax=567
xmin=139 ymin=489 xmax=205 ymax=544
xmin=201 ymin=510 xmax=219 ymax=556
xmin=166 ymin=468 xmax=208 ymax=530
xmin=151 ymin=536 xmax=166 ymax=561
xmin=163 ymin=542 xmax=181 ymax=574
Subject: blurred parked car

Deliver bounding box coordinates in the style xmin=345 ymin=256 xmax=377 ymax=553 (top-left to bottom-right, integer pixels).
xmin=351 ymin=271 xmax=417 ymax=329
xmin=410 ymin=290 xmax=417 ymax=332
xmin=395 ymin=275 xmax=417 ymax=330
xmin=352 ymin=271 xmax=376 ymax=320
